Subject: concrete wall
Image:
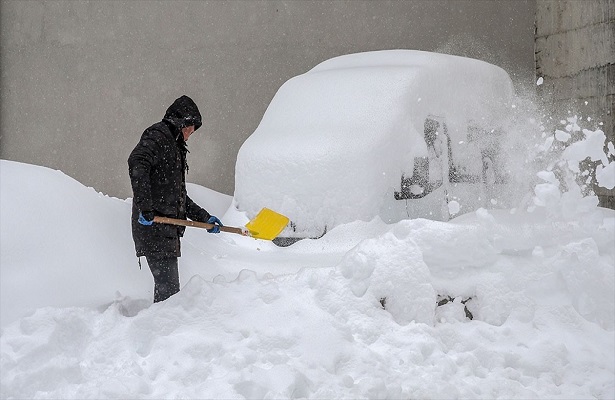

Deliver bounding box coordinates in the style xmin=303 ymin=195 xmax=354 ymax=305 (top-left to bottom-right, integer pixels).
xmin=1 ymin=0 xmax=536 ymax=199
xmin=535 ymin=0 xmax=615 ymax=207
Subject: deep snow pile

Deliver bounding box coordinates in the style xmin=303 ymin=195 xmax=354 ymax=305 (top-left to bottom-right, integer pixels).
xmin=2 ymin=90 xmax=615 ymax=398
xmin=1 ymin=150 xmax=614 ymax=398
xmin=234 ymin=50 xmax=516 ymax=236
xmin=0 ymin=161 xmax=232 ymax=328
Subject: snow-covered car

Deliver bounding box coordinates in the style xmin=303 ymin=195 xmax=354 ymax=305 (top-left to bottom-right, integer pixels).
xmin=234 ymin=50 xmax=518 ymax=242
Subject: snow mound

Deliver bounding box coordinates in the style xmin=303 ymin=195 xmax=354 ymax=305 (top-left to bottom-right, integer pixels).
xmin=235 ymin=50 xmax=515 ymax=237
xmin=338 ymin=230 xmax=436 ymax=325
xmin=2 ymin=105 xmax=615 ymax=399
xmin=0 ymin=160 xmax=140 ymax=327
xmin=0 ymin=160 xmax=232 ymax=328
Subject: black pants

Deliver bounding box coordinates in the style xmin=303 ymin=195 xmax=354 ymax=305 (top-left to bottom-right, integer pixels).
xmin=146 ymin=255 xmax=180 ymax=303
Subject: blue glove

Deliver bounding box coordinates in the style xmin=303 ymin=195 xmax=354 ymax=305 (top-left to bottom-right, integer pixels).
xmin=207 ymin=215 xmax=223 ymax=233
xmin=138 ymin=211 xmax=154 ymax=226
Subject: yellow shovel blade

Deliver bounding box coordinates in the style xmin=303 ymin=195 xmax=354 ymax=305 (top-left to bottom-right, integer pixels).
xmin=245 ymin=208 xmax=290 ymax=240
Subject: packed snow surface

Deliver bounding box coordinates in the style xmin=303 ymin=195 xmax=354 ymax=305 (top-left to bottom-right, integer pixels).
xmin=1 ymin=158 xmax=614 ymax=399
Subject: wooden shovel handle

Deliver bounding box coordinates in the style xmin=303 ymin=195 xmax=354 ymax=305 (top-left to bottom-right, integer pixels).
xmin=153 ymin=216 xmax=247 ymax=236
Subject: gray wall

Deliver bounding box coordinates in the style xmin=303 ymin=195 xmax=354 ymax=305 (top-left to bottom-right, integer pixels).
xmin=1 ymin=0 xmax=536 ymax=199
xmin=535 ymin=0 xmax=614 ymax=207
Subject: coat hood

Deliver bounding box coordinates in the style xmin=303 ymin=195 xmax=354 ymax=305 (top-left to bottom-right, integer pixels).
xmin=163 ymin=95 xmax=202 ymax=131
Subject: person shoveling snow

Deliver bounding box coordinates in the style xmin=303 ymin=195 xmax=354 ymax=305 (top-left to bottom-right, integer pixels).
xmin=127 ymin=95 xmax=289 ymax=303
xmin=128 ymin=95 xmax=225 ymax=303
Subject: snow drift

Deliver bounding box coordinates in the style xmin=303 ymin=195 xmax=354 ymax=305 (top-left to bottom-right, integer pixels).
xmin=1 ymin=158 xmax=614 ymax=398
xmin=2 ymin=50 xmax=615 ymax=399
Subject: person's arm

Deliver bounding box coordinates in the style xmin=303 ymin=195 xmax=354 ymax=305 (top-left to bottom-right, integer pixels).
xmin=186 ymin=195 xmax=211 ymax=222
xmin=186 ymin=195 xmax=223 ymax=233
xmin=128 ymin=132 xmax=162 ymax=215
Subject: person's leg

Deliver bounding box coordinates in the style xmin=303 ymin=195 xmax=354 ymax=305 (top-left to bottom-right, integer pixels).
xmin=146 ymin=256 xmax=180 ymax=303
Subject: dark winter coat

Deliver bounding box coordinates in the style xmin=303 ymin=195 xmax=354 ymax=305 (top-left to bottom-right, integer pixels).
xmin=128 ymin=95 xmax=210 ymax=258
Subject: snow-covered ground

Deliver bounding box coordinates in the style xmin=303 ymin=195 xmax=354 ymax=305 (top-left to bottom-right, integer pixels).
xmin=1 ymin=151 xmax=614 ymax=398
xmin=1 ymin=49 xmax=614 ymax=398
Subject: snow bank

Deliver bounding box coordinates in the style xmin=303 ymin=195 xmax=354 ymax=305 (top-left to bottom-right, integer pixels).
xmin=338 ymin=229 xmax=436 ymax=325
xmin=2 ymin=207 xmax=614 ymax=398
xmin=1 ymin=152 xmax=614 ymax=397
xmin=2 ymin=72 xmax=615 ymax=397
xmin=0 ymin=161 xmax=233 ymax=328
xmin=0 ymin=161 xmax=140 ymax=327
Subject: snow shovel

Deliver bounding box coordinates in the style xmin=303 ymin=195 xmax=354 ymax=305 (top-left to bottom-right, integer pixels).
xmin=153 ymin=208 xmax=289 ymax=240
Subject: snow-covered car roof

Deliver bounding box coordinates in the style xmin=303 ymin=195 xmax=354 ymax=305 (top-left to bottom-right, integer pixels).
xmin=234 ymin=50 xmax=514 ymax=237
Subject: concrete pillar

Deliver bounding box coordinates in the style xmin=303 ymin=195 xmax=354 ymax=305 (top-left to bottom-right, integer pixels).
xmin=535 ymin=0 xmax=615 ymax=208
